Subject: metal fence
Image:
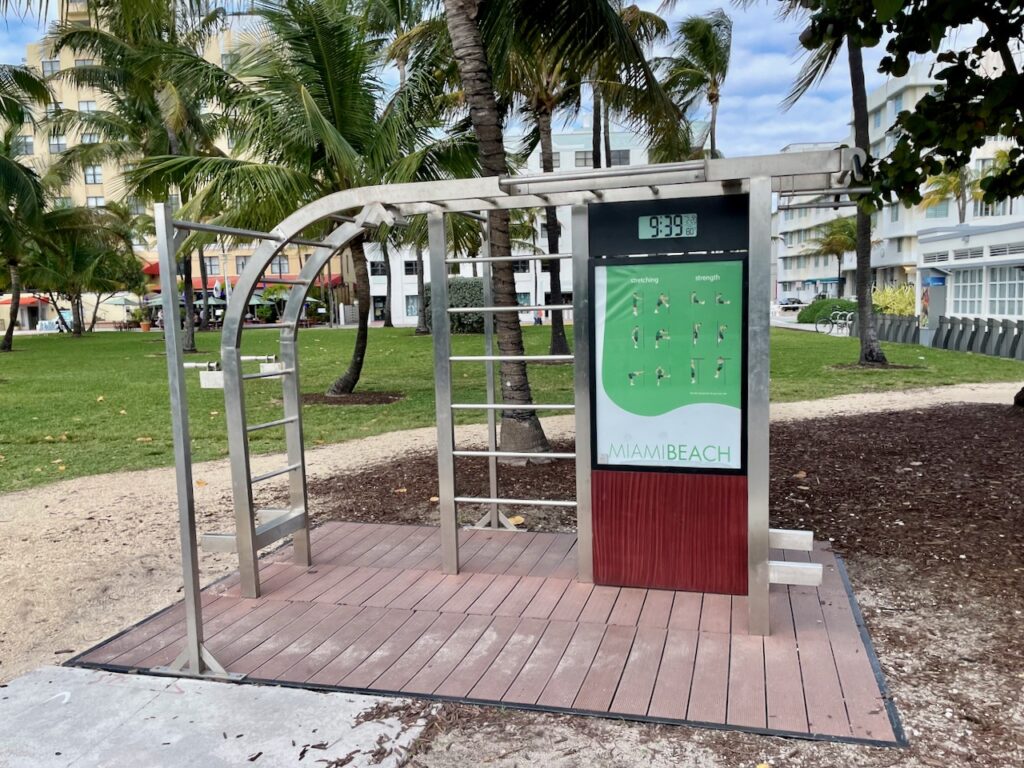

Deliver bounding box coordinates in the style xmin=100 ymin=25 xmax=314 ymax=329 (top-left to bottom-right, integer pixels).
xmin=853 ymin=312 xmax=1024 ymax=360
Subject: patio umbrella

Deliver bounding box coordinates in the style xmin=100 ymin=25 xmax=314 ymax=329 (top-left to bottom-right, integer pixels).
xmin=102 ymin=296 xmax=139 ymax=307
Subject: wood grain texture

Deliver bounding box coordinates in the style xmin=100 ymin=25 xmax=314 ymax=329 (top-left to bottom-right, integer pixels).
xmin=592 ymin=470 xmax=748 ymax=594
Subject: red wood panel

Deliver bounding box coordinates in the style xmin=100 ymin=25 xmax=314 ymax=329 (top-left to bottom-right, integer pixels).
xmin=592 ymin=470 xmax=747 ymax=594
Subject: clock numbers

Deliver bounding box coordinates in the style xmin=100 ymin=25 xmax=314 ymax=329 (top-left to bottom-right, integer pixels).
xmin=638 ymin=213 xmax=698 ymax=240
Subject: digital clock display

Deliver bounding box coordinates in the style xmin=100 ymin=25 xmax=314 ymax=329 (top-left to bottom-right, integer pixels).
xmin=638 ymin=213 xmax=698 ymax=240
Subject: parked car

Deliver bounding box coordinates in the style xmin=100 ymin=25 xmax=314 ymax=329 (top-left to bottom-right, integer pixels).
xmin=779 ymin=297 xmax=804 ymax=311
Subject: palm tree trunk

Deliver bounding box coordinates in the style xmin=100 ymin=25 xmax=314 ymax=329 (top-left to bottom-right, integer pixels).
xmin=328 ymin=239 xmax=370 ymax=394
xmin=198 ymin=246 xmax=210 ymax=330
xmin=603 ymin=100 xmax=612 ymax=167
xmin=836 ymin=255 xmax=844 ymax=298
xmin=182 ymin=254 xmax=197 ymax=353
xmin=415 ymin=241 xmax=428 ymax=334
xmin=71 ymin=294 xmax=85 ymax=337
xmin=443 ymin=0 xmax=549 ymax=454
xmin=848 ymin=41 xmax=887 ymax=365
xmin=538 ymin=108 xmax=569 ymax=355
xmin=709 ymin=98 xmax=718 ymax=157
xmin=592 ymin=86 xmax=602 ymax=168
xmin=88 ymin=294 xmax=105 ymax=332
xmin=382 ymin=240 xmax=394 ymax=328
xmin=1 ymin=262 xmax=20 ymax=352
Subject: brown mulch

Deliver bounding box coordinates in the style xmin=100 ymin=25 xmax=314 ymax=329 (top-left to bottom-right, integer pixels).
xmin=305 ymin=404 xmax=1024 ymax=766
xmin=302 ymin=391 xmax=405 ymax=406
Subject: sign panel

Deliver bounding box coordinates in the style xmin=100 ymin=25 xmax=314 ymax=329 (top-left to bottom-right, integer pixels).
xmin=593 ymin=255 xmax=745 ymax=472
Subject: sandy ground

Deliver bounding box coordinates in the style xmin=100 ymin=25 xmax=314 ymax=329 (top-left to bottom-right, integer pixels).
xmin=0 ymin=380 xmax=1017 ymax=684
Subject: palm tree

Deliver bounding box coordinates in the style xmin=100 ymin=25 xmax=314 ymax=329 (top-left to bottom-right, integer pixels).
xmin=0 ymin=64 xmax=49 ymax=353
xmin=921 ymin=166 xmax=980 ymax=224
xmin=136 ymin=0 xmax=475 ymax=395
xmin=803 ymin=216 xmax=855 ymax=298
xmin=658 ymin=8 xmax=732 ymax=157
xmin=45 ymin=0 xmax=226 ymax=352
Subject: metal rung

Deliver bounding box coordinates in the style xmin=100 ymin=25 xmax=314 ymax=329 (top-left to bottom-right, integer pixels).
xmin=447 ymin=304 xmax=572 ymax=313
xmin=202 ymin=508 xmax=307 ymax=553
xmin=250 ymin=462 xmax=301 ymax=483
xmin=183 ymin=361 xmax=220 ymax=371
xmin=171 ymin=219 xmax=326 ymax=248
xmin=452 ymin=450 xmax=575 ymax=459
xmin=449 ymin=354 xmax=573 ymax=362
xmin=240 ymin=354 xmax=278 ymax=363
xmin=445 ymin=253 xmax=572 ymax=264
xmin=768 ymin=561 xmax=823 ymax=587
xmin=451 ymin=403 xmax=574 ymax=411
xmin=246 ymin=323 xmax=295 ymax=330
xmin=768 ymin=528 xmax=814 ymax=551
xmin=455 ymin=496 xmax=577 ymax=508
xmin=247 ymin=415 xmax=298 ymax=432
xmin=243 ymin=367 xmax=295 ymax=380
xmin=256 ymin=277 xmax=311 ymax=285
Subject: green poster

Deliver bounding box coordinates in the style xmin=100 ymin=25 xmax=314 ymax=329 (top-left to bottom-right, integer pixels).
xmin=594 ymin=258 xmax=744 ymax=470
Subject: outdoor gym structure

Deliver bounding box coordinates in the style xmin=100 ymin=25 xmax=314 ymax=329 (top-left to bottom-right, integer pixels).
xmin=71 ymin=150 xmax=904 ymax=744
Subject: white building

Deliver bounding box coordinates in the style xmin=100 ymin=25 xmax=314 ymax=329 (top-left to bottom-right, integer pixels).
xmin=774 ymin=56 xmax=1023 ymax=307
xmin=366 ymin=130 xmax=651 ymax=325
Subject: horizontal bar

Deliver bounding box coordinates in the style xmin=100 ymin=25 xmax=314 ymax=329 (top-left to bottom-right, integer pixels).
xmin=448 ymin=304 xmax=573 ymax=313
xmin=240 ymin=354 xmax=277 ymax=363
xmin=777 ymin=186 xmax=872 ymax=198
xmin=768 ymin=528 xmax=814 ymax=551
xmin=452 ymin=450 xmax=576 ymax=459
xmin=171 ymin=219 xmax=327 ymax=248
xmin=445 ymin=253 xmax=572 ymax=264
xmin=449 ymin=355 xmax=573 ymax=362
xmin=244 ymin=323 xmax=296 ymax=331
xmin=768 ymin=561 xmax=823 ymax=587
xmin=202 ymin=508 xmax=307 ymax=553
xmin=256 ymin=277 xmax=311 ymax=285
xmin=500 ymin=159 xmax=705 ymax=189
xmin=243 ymin=367 xmax=295 ymax=380
xmin=246 ymin=415 xmax=298 ymax=432
xmin=250 ymin=462 xmax=301 ymax=484
xmin=450 ymin=403 xmax=574 ymax=411
xmin=455 ymin=496 xmax=577 ymax=508
xmin=182 ymin=361 xmax=220 ymax=371
xmin=777 ymin=201 xmax=858 ymax=210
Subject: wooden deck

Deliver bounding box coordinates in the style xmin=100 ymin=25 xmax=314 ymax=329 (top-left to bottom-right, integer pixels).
xmin=70 ymin=522 xmax=903 ymax=746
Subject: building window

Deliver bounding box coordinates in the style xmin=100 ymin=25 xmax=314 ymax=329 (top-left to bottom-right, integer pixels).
xmin=12 ymin=135 xmax=33 ymax=155
xmin=574 ymin=150 xmax=593 ymax=167
xmin=41 ymin=59 xmax=60 ymax=77
xmin=369 ymin=259 xmax=387 ymax=277
xmin=127 ymin=197 xmax=146 ymax=216
xmin=53 ymin=196 xmax=72 ymax=209
xmin=511 ymin=259 xmax=529 ymax=273
xmin=989 ymin=266 xmax=1024 ymax=316
xmin=270 ymin=254 xmax=289 ymax=274
xmin=516 ymin=292 xmax=531 ymax=306
xmin=892 ymin=94 xmax=903 ymax=115
xmin=45 ymin=102 xmax=64 ymax=117
xmin=235 ymin=255 xmax=250 ymax=274
xmin=405 ymin=295 xmax=419 ymax=316
xmin=895 ymin=237 xmax=903 ymax=253
xmin=974 ymin=198 xmax=1009 ymax=217
xmin=540 ymin=221 xmax=562 ymax=239
xmin=78 ymin=100 xmax=97 ymax=112
xmin=86 ymin=195 xmax=105 ymax=208
xmin=608 ymin=149 xmax=630 ymax=166
xmin=549 ymin=152 xmax=560 ymax=169
xmin=74 ymin=58 xmax=94 ymax=68
xmin=220 ymin=52 xmax=239 ymax=70
xmin=890 ymin=204 xmax=899 ymax=223
xmin=952 ymin=268 xmax=983 ymax=315
xmin=872 ymin=110 xmax=881 ymax=128
xmin=49 ymin=134 xmax=67 ymax=153
xmin=81 ymin=132 xmax=99 ymax=144
xmin=202 ymin=256 xmax=221 ymax=275
xmin=926 ymin=199 xmax=949 ymax=218
xmin=84 ymin=164 xmax=103 ymax=184
xmin=404 ymin=259 xmax=420 ymax=276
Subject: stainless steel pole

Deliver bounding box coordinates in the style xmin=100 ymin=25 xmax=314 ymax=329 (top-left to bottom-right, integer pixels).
xmin=571 ymin=205 xmax=593 ymax=583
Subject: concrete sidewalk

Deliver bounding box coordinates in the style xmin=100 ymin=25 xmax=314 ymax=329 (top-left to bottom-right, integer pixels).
xmin=0 ymin=666 xmax=427 ymax=767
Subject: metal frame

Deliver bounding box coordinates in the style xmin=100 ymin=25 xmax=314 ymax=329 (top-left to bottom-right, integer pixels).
xmin=153 ymin=149 xmax=859 ymax=642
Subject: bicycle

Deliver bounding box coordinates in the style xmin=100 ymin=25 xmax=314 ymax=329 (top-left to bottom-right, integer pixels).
xmin=815 ymin=306 xmax=855 ymax=335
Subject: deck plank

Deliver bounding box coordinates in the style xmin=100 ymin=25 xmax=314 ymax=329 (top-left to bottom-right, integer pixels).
xmin=685 ymin=631 xmax=730 ymax=723
xmin=521 ymin=578 xmax=571 ymax=620
xmin=726 ymin=634 xmax=766 ymax=728
xmin=790 ymin=587 xmax=851 ymax=737
xmin=433 ymin=615 xmax=521 ymax=697
xmin=403 ymin=614 xmax=495 ymax=695
xmin=549 ymin=581 xmax=595 ymax=622
xmin=307 ymin=608 xmax=415 ymax=686
xmin=573 ymin=624 xmax=636 ymax=712
xmin=578 ymin=586 xmax=620 ymax=624
xmin=231 ymin=602 xmax=338 ymax=676
xmin=493 ymin=575 xmax=545 ymax=617
xmin=466 ymin=574 xmax=520 ymax=615
xmin=503 ymin=620 xmax=577 ymax=705
xmin=669 ymin=592 xmax=703 ymax=630
xmin=698 ymin=593 xmax=732 ymax=634
xmin=637 ymin=590 xmax=674 ymax=629
xmin=608 ymin=588 xmax=647 ymax=627
xmin=251 ymin=604 xmax=362 ymax=680
xmin=340 ymin=610 xmax=442 ymax=689
xmin=371 ymin=613 xmax=468 ymax=691
xmin=504 ymin=533 xmax=559 ymax=576
xmin=536 ymin=623 xmax=607 ymax=709
xmin=469 ymin=618 xmax=548 ymax=701
xmin=283 ymin=606 xmax=387 ymax=683
xmin=764 ymin=590 xmax=809 ymax=734
xmin=609 ymin=627 xmax=667 ymax=716
xmin=648 ymin=628 xmax=699 ymax=719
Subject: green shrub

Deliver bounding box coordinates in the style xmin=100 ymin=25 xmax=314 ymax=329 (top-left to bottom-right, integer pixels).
xmin=255 ymin=305 xmax=276 ymax=322
xmin=424 ymin=277 xmax=487 ymax=334
xmin=872 ymin=284 xmax=916 ymax=316
xmin=797 ymin=298 xmax=858 ymax=324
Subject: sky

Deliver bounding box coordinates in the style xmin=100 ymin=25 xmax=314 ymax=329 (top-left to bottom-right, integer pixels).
xmin=0 ymin=1 xmax=889 ymax=157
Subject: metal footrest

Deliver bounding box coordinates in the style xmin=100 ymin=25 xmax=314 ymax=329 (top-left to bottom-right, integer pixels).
xmin=243 ymin=367 xmax=295 ymax=380
xmin=201 ymin=508 xmax=307 ymax=553
xmin=454 ymin=496 xmax=576 ymax=508
xmin=768 ymin=528 xmax=814 ymax=551
xmin=247 ymin=416 xmax=299 ymax=433
xmin=251 ymin=462 xmax=301 ymax=483
xmin=452 ymin=449 xmax=575 ymax=459
xmin=768 ymin=561 xmax=823 ymax=587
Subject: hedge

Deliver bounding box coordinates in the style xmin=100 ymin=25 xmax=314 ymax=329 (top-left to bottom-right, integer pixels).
xmin=796 ymin=298 xmax=858 ymax=324
xmin=424 ymin=277 xmax=487 ymax=334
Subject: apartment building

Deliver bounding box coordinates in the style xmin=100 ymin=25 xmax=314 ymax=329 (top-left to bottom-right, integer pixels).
xmin=774 ymin=56 xmax=1023 ymax=309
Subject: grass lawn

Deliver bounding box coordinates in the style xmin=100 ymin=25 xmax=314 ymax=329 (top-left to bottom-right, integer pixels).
xmin=1 ymin=326 xmax=1021 ymax=492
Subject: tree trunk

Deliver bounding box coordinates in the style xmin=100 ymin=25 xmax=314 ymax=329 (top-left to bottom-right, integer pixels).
xmin=382 ymin=240 xmax=394 ymax=327
xmin=415 ymin=241 xmax=428 ymax=334
xmin=538 ymin=108 xmax=569 ymax=355
xmin=182 ymin=254 xmax=197 ymax=353
xmin=836 ymin=255 xmax=844 ymax=298
xmin=198 ymin=246 xmax=210 ymax=330
xmin=709 ymin=98 xmax=718 ymax=157
xmin=47 ymin=291 xmax=72 ymax=333
xmin=592 ymin=87 xmax=602 ymax=168
xmin=1 ymin=262 xmax=20 ymax=352
xmin=848 ymin=41 xmax=887 ymax=365
xmin=603 ymin=100 xmax=612 ymax=167
xmin=327 ymin=240 xmax=370 ymax=394
xmin=71 ymin=294 xmax=85 ymax=337
xmin=1014 ymin=385 xmax=1024 ymax=407
xmin=88 ymin=293 xmax=106 ymax=332
xmin=443 ymin=0 xmax=549 ymax=454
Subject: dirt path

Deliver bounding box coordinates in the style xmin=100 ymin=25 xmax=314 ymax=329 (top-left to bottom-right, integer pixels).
xmin=0 ymin=381 xmax=1016 ymax=684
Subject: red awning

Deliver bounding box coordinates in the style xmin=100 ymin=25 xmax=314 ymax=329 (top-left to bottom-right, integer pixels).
xmin=0 ymin=296 xmax=50 ymax=306
xmin=142 ymin=261 xmax=160 ymax=276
